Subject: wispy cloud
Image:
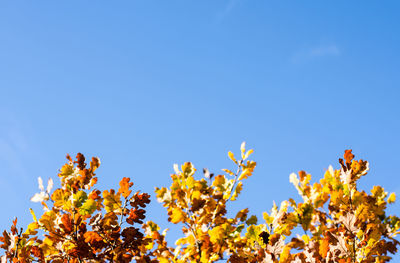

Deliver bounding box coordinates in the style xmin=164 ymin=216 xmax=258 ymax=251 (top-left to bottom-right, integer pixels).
xmin=309 ymin=45 xmax=340 ymax=57
xmin=216 ymin=0 xmax=240 ymax=22
xmin=292 ymin=44 xmax=341 ymax=63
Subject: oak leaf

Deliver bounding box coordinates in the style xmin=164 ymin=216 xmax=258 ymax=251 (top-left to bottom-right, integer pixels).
xmin=118 ymin=177 xmax=133 ymax=199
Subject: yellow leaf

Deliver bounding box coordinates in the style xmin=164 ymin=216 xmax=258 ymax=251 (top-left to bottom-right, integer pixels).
xmin=241 ymin=142 xmax=246 ymax=158
xmin=240 ymin=142 xmax=246 ymax=154
xmin=212 ymin=175 xmax=227 ymax=191
xmin=155 ymin=187 xmax=172 ymax=203
xmin=24 ymin=222 xmax=38 ymax=236
xmin=388 ymin=192 xmax=396 ymax=204
xmin=41 ymin=237 xmax=58 ymax=257
xmin=61 ymin=240 xmax=76 ymax=252
xmin=186 ymin=176 xmax=195 ymax=189
xmin=191 ymin=190 xmax=201 ymax=200
xmin=228 ymin=151 xmax=237 ymax=163
xmin=244 ymin=149 xmax=254 ymax=160
xmin=39 ymin=211 xmax=57 ymax=232
xmin=209 ymin=223 xmax=229 ymax=244
xmin=170 ymin=209 xmax=185 ymax=224
xmin=238 ymin=169 xmax=251 ymax=180
xmin=181 ymin=162 xmax=195 ymax=178
xmin=103 ymin=189 xmax=122 ymax=213
xmin=263 ymin=212 xmax=273 ymax=225
xmin=51 ymin=189 xmax=71 ymax=211
xmin=222 ymin=169 xmax=235 ymax=176
xmin=245 ymin=224 xmax=265 ymax=247
xmin=29 ymin=208 xmax=37 ymax=222
xmin=79 ymin=199 xmax=97 ymax=215
xmin=301 ymin=234 xmax=310 ymax=244
xmin=231 ymin=181 xmax=243 ymax=200
xmin=59 ymin=163 xmax=74 ymax=178
xmin=279 ymin=246 xmax=291 ymax=262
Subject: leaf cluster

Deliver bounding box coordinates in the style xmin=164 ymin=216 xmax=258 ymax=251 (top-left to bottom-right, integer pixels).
xmin=1 ymin=145 xmax=400 ymax=263
xmin=1 ymin=154 xmax=151 ymax=263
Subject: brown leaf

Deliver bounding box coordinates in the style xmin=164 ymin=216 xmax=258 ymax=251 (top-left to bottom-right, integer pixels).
xmin=11 ymin=218 xmax=17 ymax=235
xmin=75 ymin=153 xmax=86 ymax=170
xmin=121 ymin=227 xmax=143 ymax=244
xmin=190 ymin=198 xmax=206 ymax=213
xmin=126 ymin=208 xmax=146 ymax=225
xmin=131 ymin=192 xmax=151 ymax=208
xmin=259 ymin=231 xmax=270 ymax=245
xmin=298 ymin=170 xmax=307 ymax=181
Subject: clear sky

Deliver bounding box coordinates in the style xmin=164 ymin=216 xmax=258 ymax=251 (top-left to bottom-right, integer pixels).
xmin=1 ymin=0 xmax=400 ymax=259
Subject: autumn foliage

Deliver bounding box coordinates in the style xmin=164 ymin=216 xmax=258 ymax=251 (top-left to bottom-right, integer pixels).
xmin=1 ymin=144 xmax=400 ymax=262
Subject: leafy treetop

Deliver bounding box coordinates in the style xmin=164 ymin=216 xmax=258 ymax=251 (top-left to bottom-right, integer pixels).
xmin=1 ymin=144 xmax=399 ymax=263
xmin=1 ymin=153 xmax=151 ymax=263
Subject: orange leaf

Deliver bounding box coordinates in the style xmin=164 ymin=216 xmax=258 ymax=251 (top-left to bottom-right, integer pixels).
xmin=319 ymin=237 xmax=329 ymax=257
xmin=118 ymin=177 xmax=133 ymax=198
xmin=344 ymin=149 xmax=354 ymax=165
xmin=60 ymin=214 xmax=73 ymax=234
xmin=90 ymin=157 xmax=101 ymax=173
xmin=84 ymin=231 xmax=102 ymax=244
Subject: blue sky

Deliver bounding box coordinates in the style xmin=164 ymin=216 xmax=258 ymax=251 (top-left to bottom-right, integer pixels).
xmin=1 ymin=0 xmax=400 ymax=259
